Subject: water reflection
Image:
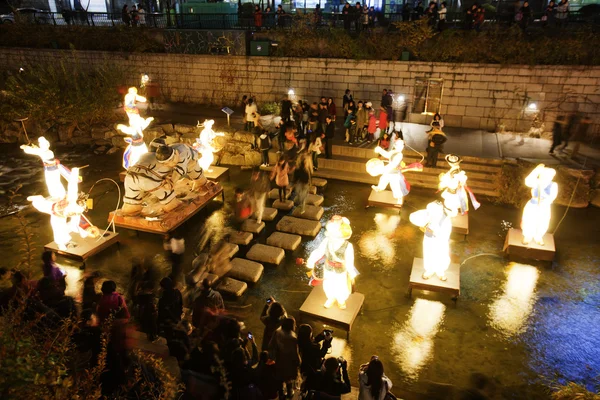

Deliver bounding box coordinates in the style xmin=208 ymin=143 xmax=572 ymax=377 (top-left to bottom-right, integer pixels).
xmin=358 ymin=213 xmax=401 ymax=269
xmin=489 ymin=262 xmax=539 ymax=337
xmin=392 ymin=299 xmax=446 ymax=380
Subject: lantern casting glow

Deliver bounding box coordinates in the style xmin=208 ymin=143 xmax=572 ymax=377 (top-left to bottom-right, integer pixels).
xmin=117 ymin=114 xmax=154 ymax=169
xmin=521 ymin=164 xmax=557 ymax=246
xmin=124 ymin=87 xmax=147 ymax=122
xmin=27 ymin=167 xmax=99 ymax=250
xmin=306 ymin=215 xmax=359 ymax=310
xmin=194 ymin=119 xmax=224 ymax=173
xmin=367 ymin=139 xmax=421 ymax=206
xmin=438 ymin=154 xmax=480 ymax=215
xmin=409 ymin=201 xmax=453 ymax=281
xmin=21 ymin=137 xmax=67 ymax=200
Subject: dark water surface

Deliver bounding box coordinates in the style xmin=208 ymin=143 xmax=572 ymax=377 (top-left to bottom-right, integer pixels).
xmin=1 ymin=144 xmax=599 ymax=399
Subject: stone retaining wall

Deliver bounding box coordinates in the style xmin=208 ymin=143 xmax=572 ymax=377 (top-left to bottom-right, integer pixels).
xmin=1 ymin=47 xmax=599 ymax=132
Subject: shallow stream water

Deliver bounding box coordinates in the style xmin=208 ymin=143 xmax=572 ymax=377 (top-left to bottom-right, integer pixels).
xmin=0 ymin=144 xmax=599 ymax=399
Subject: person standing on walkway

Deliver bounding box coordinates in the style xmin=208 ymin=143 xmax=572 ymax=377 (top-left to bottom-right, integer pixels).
xmin=254 ymin=5 xmax=263 ymax=30
xmin=250 ymin=168 xmax=270 ymax=224
xmin=549 ymin=115 xmax=565 ymax=155
xmin=269 ymin=317 xmax=300 ymax=399
xmin=293 ymin=154 xmax=312 ymax=214
xmin=356 ymin=101 xmax=368 ymax=141
xmin=570 ymin=115 xmax=591 ymax=160
xmin=342 ymin=2 xmax=352 ymax=31
xmin=163 ymin=233 xmax=185 ymax=282
xmin=438 ymin=2 xmax=447 ymax=31
xmin=358 ymin=356 xmax=393 ymax=400
xmin=425 ymin=128 xmax=447 ymax=167
xmin=381 ymin=89 xmax=393 ymax=123
xmin=245 ymin=98 xmax=258 ymax=131
xmin=343 ymin=88 xmax=353 ymax=117
xmin=137 ymin=4 xmax=146 ymax=26
xmin=256 ymin=130 xmax=272 ymax=166
xmin=327 ymin=97 xmax=337 ymax=122
xmin=122 ymin=4 xmax=131 ymax=26
xmin=324 ymin=116 xmax=335 ymax=159
xmin=271 ymin=156 xmax=291 ymax=202
xmin=308 ymin=133 xmax=324 ymax=171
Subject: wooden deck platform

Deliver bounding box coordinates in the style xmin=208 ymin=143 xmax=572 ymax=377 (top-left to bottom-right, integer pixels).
xmin=503 ymin=228 xmax=556 ymax=262
xmin=45 ymin=231 xmax=119 ymax=262
xmin=408 ymin=258 xmax=460 ymax=300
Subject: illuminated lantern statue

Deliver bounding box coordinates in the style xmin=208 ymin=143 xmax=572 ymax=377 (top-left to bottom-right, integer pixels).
xmin=410 ymin=201 xmax=454 ymax=281
xmin=117 ymin=114 xmax=154 ymax=169
xmin=164 ymin=143 xmax=207 ymax=189
xmin=366 ymin=139 xmax=422 ymax=206
xmin=194 ymin=119 xmax=224 ymax=172
xmin=438 ymin=154 xmax=480 ymax=215
xmin=27 ymin=168 xmax=99 ymax=250
xmin=21 ymin=137 xmax=67 ymax=200
xmin=124 ymin=87 xmax=146 ymax=122
xmin=521 ymin=164 xmax=558 ymax=246
xmin=306 ymin=215 xmax=358 ymax=309
xmin=122 ymin=146 xmax=181 ymax=216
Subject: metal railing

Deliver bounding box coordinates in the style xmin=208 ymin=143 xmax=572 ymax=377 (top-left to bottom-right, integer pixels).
xmin=1 ymin=9 xmax=595 ymax=30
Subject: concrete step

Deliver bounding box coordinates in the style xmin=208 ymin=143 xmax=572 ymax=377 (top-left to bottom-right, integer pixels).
xmin=222 ymin=243 xmax=239 ymax=259
xmin=269 ymin=187 xmax=292 ymax=200
xmin=273 ymin=199 xmax=295 ymax=210
xmin=292 ymin=205 xmax=324 ymax=221
xmin=229 ymin=258 xmax=264 ymax=283
xmin=241 ymin=219 xmax=265 ymax=234
xmin=276 ymin=216 xmax=322 ymax=237
xmin=216 ymin=277 xmax=248 ymax=297
xmin=246 ymin=244 xmax=285 ymax=265
xmin=266 ymin=232 xmax=302 ymax=251
xmin=228 ymin=231 xmax=253 ymax=246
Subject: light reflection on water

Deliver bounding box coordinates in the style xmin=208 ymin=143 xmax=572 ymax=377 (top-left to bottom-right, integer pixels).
xmin=488 ymin=262 xmax=540 ymax=338
xmin=358 ymin=213 xmax=400 ymax=269
xmin=392 ymin=299 xmax=446 ymax=380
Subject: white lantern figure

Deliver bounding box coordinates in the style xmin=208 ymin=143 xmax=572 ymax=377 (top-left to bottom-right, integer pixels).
xmin=438 ymin=154 xmax=480 ymax=216
xmin=27 ymin=167 xmax=99 ymax=250
xmin=124 ymin=87 xmax=147 ymax=122
xmin=367 ymin=139 xmax=420 ymax=206
xmin=117 ymin=114 xmax=154 ymax=169
xmin=21 ymin=137 xmax=68 ymax=200
xmin=306 ymin=215 xmax=359 ymax=309
xmin=409 ymin=201 xmax=454 ymax=281
xmin=521 ymin=164 xmax=558 ymax=246
xmin=194 ymin=119 xmax=224 ymax=173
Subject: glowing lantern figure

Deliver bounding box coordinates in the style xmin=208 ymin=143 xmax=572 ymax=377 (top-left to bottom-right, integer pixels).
xmin=21 ymin=137 xmax=68 ymax=200
xmin=27 ymin=167 xmax=99 ymax=250
xmin=306 ymin=215 xmax=359 ymax=309
xmin=409 ymin=201 xmax=454 ymax=281
xmin=194 ymin=119 xmax=224 ymax=172
xmin=124 ymin=87 xmax=146 ymax=122
xmin=438 ymin=154 xmax=480 ymax=215
xmin=117 ymin=114 xmax=154 ymax=169
xmin=366 ymin=139 xmax=422 ymax=206
xmin=521 ymin=164 xmax=558 ymax=246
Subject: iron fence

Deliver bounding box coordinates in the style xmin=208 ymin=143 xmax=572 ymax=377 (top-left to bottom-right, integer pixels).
xmin=0 ymin=9 xmax=595 ymax=30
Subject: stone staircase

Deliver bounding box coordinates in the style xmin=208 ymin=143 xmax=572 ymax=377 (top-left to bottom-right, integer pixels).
xmin=269 ymin=145 xmax=502 ymax=198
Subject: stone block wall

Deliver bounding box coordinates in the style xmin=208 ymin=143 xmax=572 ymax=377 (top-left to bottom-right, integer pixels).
xmin=1 ymin=47 xmax=599 ymax=132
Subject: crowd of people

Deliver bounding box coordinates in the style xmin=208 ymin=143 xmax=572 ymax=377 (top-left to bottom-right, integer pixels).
xmin=0 ymin=247 xmax=400 ymax=399
xmin=121 ymin=3 xmax=147 ymax=27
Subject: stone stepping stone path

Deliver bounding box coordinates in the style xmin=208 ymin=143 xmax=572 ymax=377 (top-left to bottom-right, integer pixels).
xmin=256 ymin=207 xmax=278 ymax=222
xmin=306 ymin=194 xmax=324 ymax=206
xmin=268 ymin=188 xmax=292 ymax=200
xmin=223 ymin=243 xmax=240 ymax=259
xmin=276 ymin=216 xmax=322 ymax=237
xmin=230 ymin=258 xmax=264 ymax=283
xmin=309 ymin=186 xmax=317 ymax=195
xmin=273 ymin=199 xmax=294 ymax=211
xmin=217 ymin=277 xmax=248 ymax=297
xmin=241 ymin=219 xmax=265 ymax=234
xmin=246 ymin=244 xmax=285 ymax=265
xmin=205 ymin=273 xmax=219 ymax=287
xmin=267 ymin=232 xmax=302 ymax=251
xmin=229 ymin=231 xmax=253 ymax=246
xmin=312 ymin=178 xmax=327 ymax=188
xmin=292 ymin=205 xmax=324 ymax=221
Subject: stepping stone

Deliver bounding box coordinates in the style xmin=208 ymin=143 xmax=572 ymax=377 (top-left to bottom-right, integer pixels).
xmin=229 ymin=231 xmax=253 ymax=246
xmin=309 ymin=186 xmax=317 ymax=195
xmin=306 ymin=194 xmax=324 ymax=206
xmin=241 ymin=219 xmax=265 ymax=234
xmin=276 ymin=216 xmax=322 ymax=237
xmin=216 ymin=277 xmax=247 ymax=297
xmin=206 ymin=273 xmax=219 ymax=287
xmin=273 ymin=199 xmax=294 ymax=211
xmin=268 ymin=188 xmax=292 ymax=200
xmin=247 ymin=244 xmax=285 ymax=265
xmin=267 ymin=232 xmax=302 ymax=251
xmin=223 ymin=242 xmax=239 ymax=259
xmin=230 ymin=258 xmax=264 ymax=283
xmin=256 ymin=207 xmax=278 ymax=222
xmin=292 ymin=205 xmax=324 ymax=221
xmin=312 ymin=178 xmax=327 ymax=188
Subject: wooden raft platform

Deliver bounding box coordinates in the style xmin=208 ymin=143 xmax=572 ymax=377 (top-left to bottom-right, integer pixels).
xmin=503 ymin=228 xmax=556 ymax=262
xmin=108 ymin=184 xmax=223 ymax=234
xmin=45 ymin=231 xmax=119 ymax=262
xmin=366 ymin=190 xmax=401 ymax=210
xmin=299 ymin=285 xmax=364 ymax=340
xmin=408 ymin=258 xmax=461 ymax=300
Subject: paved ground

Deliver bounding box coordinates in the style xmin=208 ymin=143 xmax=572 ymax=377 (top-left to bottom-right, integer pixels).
xmin=145 ymin=102 xmax=600 ymax=169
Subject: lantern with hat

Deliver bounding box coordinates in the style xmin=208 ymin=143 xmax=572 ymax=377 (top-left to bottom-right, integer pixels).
xmin=305 ymin=215 xmax=359 ymax=309
xmin=521 ymin=164 xmax=558 ymax=246
xmin=117 ymin=114 xmax=154 ymax=170
xmin=194 ymin=119 xmax=225 ymax=173
xmin=438 ymin=154 xmax=480 ymax=216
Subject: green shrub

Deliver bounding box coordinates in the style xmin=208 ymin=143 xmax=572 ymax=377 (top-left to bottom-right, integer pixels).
xmin=0 ymin=55 xmax=123 ymax=136
xmin=259 ymin=101 xmax=281 ymax=116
